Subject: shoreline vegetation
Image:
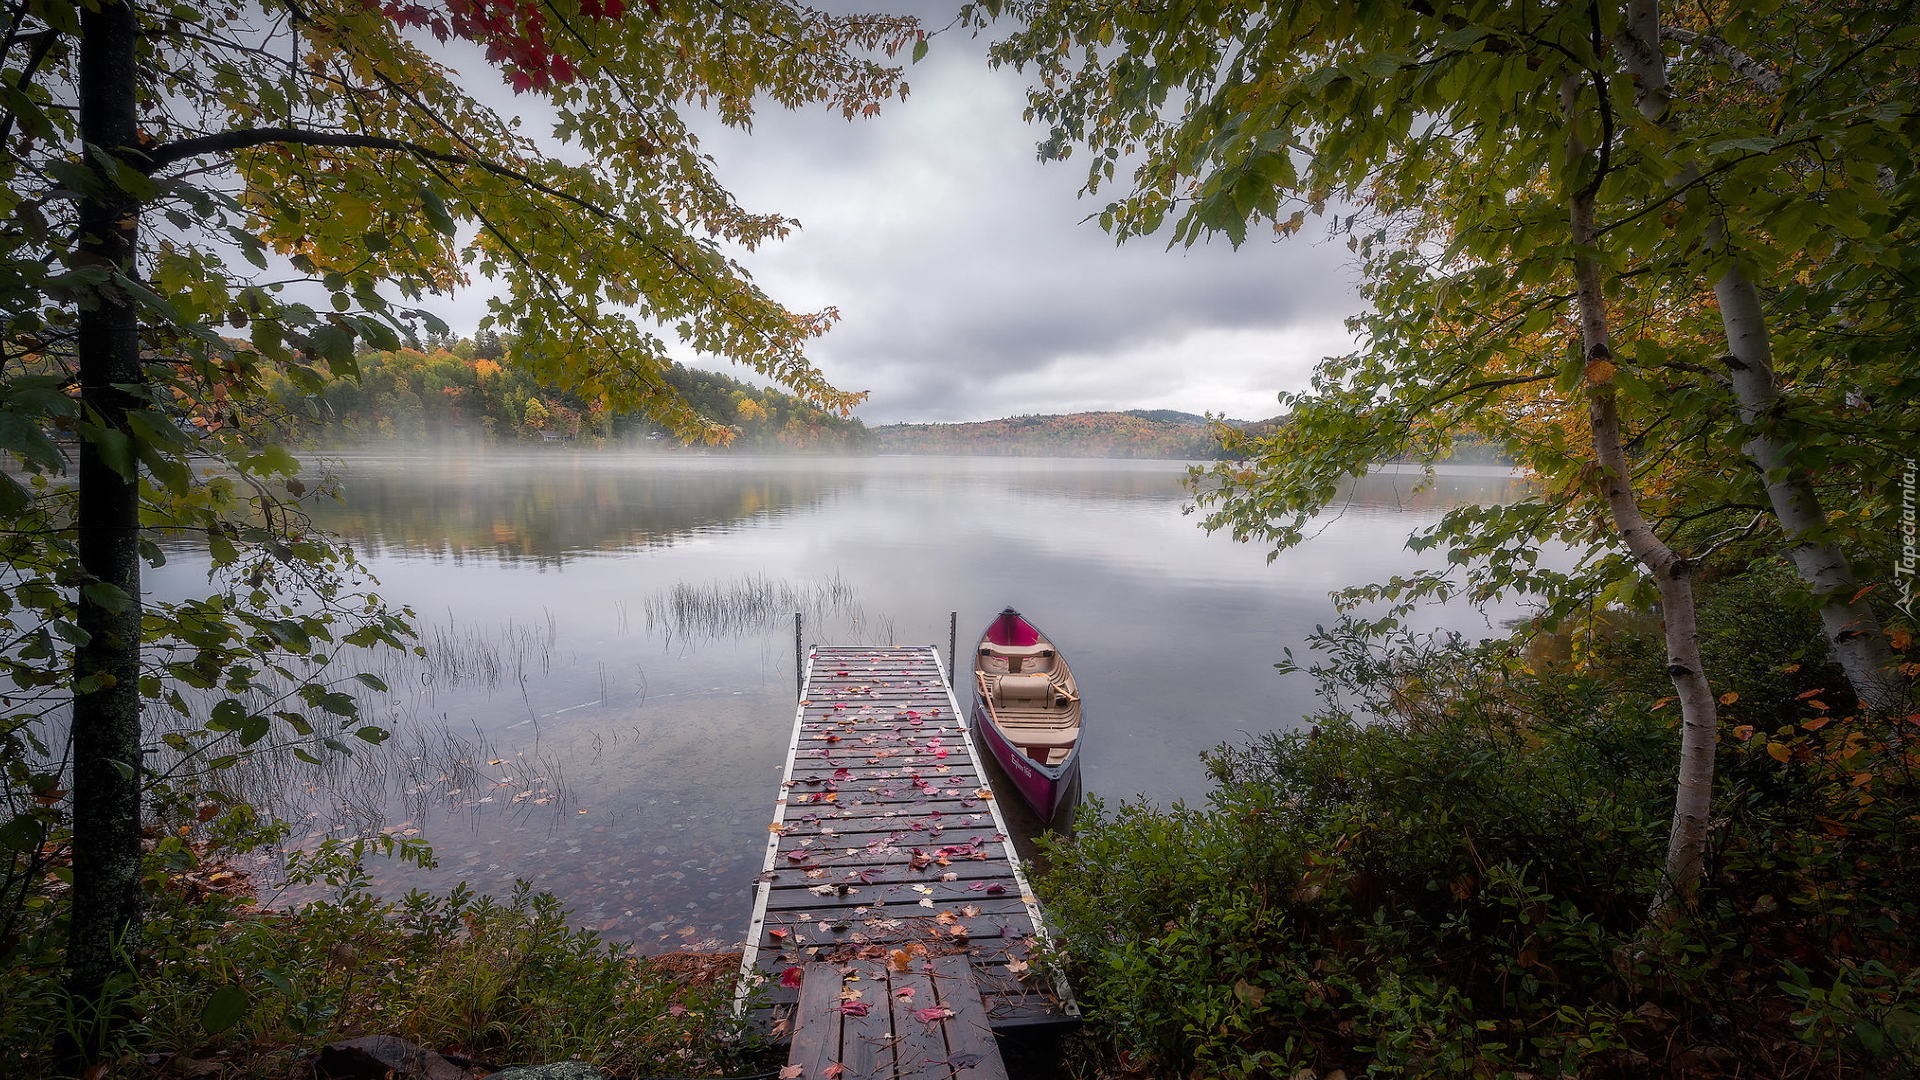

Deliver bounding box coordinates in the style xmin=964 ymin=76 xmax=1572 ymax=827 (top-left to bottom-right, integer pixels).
xmin=265 ymin=340 xmax=1517 ymax=465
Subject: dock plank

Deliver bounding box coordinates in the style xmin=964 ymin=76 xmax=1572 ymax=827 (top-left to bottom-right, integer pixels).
xmin=741 ymin=646 xmax=1077 ymax=1039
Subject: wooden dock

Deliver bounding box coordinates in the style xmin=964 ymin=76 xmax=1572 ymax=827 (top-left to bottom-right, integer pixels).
xmin=787 ymin=956 xmax=1008 ymax=1080
xmin=739 ymin=645 xmax=1077 ymax=1044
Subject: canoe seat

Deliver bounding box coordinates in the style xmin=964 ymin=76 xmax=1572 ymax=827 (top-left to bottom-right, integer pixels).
xmin=996 ymin=674 xmax=1054 ymax=703
xmin=990 ymin=674 xmax=1076 ymax=713
xmin=979 ymin=643 xmax=1055 ymax=674
xmin=1006 ymin=726 xmax=1077 ymax=749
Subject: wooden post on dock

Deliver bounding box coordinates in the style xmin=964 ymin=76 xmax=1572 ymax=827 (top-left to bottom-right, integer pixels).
xmin=949 ymin=610 xmax=958 ymax=680
xmin=794 ymin=612 xmax=804 ymax=700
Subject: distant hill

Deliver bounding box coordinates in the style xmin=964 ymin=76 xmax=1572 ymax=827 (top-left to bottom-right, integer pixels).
xmin=871 ymin=411 xmax=1239 ymax=459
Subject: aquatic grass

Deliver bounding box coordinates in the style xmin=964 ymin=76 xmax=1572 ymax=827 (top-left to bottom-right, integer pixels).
xmin=640 ymin=572 xmax=859 ymax=646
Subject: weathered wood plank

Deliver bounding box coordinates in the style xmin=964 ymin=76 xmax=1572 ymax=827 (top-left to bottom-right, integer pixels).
xmin=886 ymin=967 xmax=947 ymax=1080
xmin=840 ymin=960 xmax=894 ymax=1080
xmin=932 ymin=955 xmax=1010 ymax=1080
xmin=789 ymin=963 xmax=845 ymax=1080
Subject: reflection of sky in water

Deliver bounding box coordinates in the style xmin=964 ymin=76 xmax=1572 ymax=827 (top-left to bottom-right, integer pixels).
xmin=151 ymin=451 xmax=1550 ymax=952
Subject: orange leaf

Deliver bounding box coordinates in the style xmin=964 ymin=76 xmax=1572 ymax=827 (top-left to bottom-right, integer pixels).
xmin=1719 ymin=692 xmax=1740 ymax=705
xmin=1781 ymin=663 xmax=1802 ymax=674
xmin=1806 ymin=700 xmax=1831 ymax=712
xmin=1891 ymin=629 xmax=1914 ymax=651
xmin=1652 ymin=697 xmax=1672 ymax=711
xmin=1767 ymin=742 xmax=1791 ymax=763
xmin=1795 ymin=688 xmax=1826 ymax=700
xmin=1733 ymin=725 xmax=1755 ymax=741
xmin=1803 ymin=717 xmax=1832 ymax=731
xmin=1850 ymin=583 xmax=1879 ymax=604
xmin=1584 ymin=359 xmax=1617 ymax=385
xmin=823 ymin=1064 xmax=847 ymax=1079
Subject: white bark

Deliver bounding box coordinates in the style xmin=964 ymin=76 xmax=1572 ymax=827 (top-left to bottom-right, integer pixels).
xmin=1714 ymin=262 xmax=1907 ymax=712
xmin=1617 ymin=1 xmax=1907 ymax=714
xmin=1564 ymin=66 xmax=1717 ymax=924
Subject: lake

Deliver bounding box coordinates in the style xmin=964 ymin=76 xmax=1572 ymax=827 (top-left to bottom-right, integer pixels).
xmin=155 ymin=450 xmax=1535 ymax=952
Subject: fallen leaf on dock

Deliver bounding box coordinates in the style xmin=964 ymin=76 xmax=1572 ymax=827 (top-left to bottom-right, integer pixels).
xmin=779 ymin=966 xmax=804 ymax=988
xmin=912 ymin=1006 xmax=954 ymax=1023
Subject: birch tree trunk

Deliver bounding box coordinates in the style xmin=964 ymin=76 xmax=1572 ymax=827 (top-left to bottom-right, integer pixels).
xmin=61 ymin=0 xmax=148 ymax=1070
xmin=1713 ymin=264 xmax=1906 ymax=712
xmin=1563 ymin=70 xmax=1717 ymax=926
xmin=1617 ymin=0 xmax=1906 ymax=713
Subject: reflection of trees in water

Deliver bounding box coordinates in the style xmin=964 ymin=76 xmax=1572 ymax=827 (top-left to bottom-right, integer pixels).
xmin=304 ymin=453 xmax=842 ymax=562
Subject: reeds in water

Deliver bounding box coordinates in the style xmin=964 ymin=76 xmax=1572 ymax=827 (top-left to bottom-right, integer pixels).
xmin=641 ymin=572 xmax=859 ymax=646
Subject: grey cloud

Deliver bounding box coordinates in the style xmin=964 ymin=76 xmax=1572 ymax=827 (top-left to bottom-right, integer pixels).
xmin=691 ymin=32 xmax=1364 ymax=422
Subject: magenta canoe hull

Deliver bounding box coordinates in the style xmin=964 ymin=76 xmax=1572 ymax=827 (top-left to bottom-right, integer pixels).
xmin=971 ymin=695 xmax=1080 ymax=823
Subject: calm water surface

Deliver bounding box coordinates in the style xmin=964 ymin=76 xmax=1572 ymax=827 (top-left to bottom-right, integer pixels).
xmin=158 ymin=451 xmax=1535 ymax=951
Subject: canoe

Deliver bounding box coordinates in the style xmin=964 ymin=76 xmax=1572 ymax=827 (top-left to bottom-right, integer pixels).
xmin=969 ymin=607 xmax=1082 ymax=822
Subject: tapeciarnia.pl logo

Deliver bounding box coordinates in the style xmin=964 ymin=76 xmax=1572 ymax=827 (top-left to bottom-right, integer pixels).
xmin=1899 ymin=458 xmax=1918 ymax=616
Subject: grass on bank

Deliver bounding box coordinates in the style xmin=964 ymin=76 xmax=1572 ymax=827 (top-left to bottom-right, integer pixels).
xmin=0 ymin=832 xmax=764 ymax=1078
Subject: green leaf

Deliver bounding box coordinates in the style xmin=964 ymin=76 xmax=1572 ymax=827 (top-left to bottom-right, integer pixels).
xmin=0 ymin=815 xmax=46 ymax=855
xmin=912 ymin=38 xmax=929 ymax=63
xmin=90 ymin=427 xmax=137 ymax=480
xmin=200 ymin=986 xmax=249 ymax=1035
xmin=418 ymin=185 xmax=458 ymax=236
xmin=208 ymin=699 xmax=247 ymax=731
xmin=355 ymin=725 xmax=390 ymax=744
xmin=1705 ymin=136 xmax=1780 ymax=155
xmin=353 ymin=672 xmax=389 ymax=693
xmin=81 ymin=582 xmax=134 ymax=613
xmin=239 ymin=715 xmax=270 ymax=746
xmin=0 ymin=410 xmax=66 ymax=469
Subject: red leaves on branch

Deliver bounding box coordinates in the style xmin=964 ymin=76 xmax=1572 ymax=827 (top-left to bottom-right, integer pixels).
xmin=372 ymin=0 xmax=632 ymax=91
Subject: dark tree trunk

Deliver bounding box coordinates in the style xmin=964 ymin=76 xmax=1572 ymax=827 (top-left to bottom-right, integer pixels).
xmin=61 ymin=0 xmax=146 ymax=1070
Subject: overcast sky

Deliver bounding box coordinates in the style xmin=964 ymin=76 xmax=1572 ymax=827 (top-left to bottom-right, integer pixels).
xmin=445 ymin=7 xmax=1368 ymax=425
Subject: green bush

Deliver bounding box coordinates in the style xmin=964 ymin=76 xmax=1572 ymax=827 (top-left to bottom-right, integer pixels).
xmin=0 ymin=834 xmax=759 ymax=1077
xmin=1038 ymin=602 xmax=1920 ymax=1078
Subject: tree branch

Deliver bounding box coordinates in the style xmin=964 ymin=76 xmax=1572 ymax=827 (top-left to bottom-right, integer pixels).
xmin=141 ymin=127 xmax=617 ymax=220
xmin=1660 ymin=26 xmax=1783 ymax=94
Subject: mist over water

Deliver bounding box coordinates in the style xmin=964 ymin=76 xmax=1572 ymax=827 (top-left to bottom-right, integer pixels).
xmin=151 ymin=449 xmax=1541 ymax=952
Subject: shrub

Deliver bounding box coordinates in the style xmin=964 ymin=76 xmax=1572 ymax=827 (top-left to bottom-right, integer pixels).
xmin=1038 ymin=600 xmax=1920 ymax=1078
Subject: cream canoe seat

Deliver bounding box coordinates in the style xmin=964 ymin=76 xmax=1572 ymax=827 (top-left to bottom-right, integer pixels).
xmin=978 ymin=642 xmax=1056 ymax=674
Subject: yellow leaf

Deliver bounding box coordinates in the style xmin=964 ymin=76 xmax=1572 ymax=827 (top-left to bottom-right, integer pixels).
xmin=1719 ymin=692 xmax=1740 ymax=705
xmin=1767 ymin=742 xmax=1791 ymax=763
xmin=1583 ymin=359 xmax=1617 ymax=385
xmin=1733 ymin=724 xmax=1755 ymax=740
